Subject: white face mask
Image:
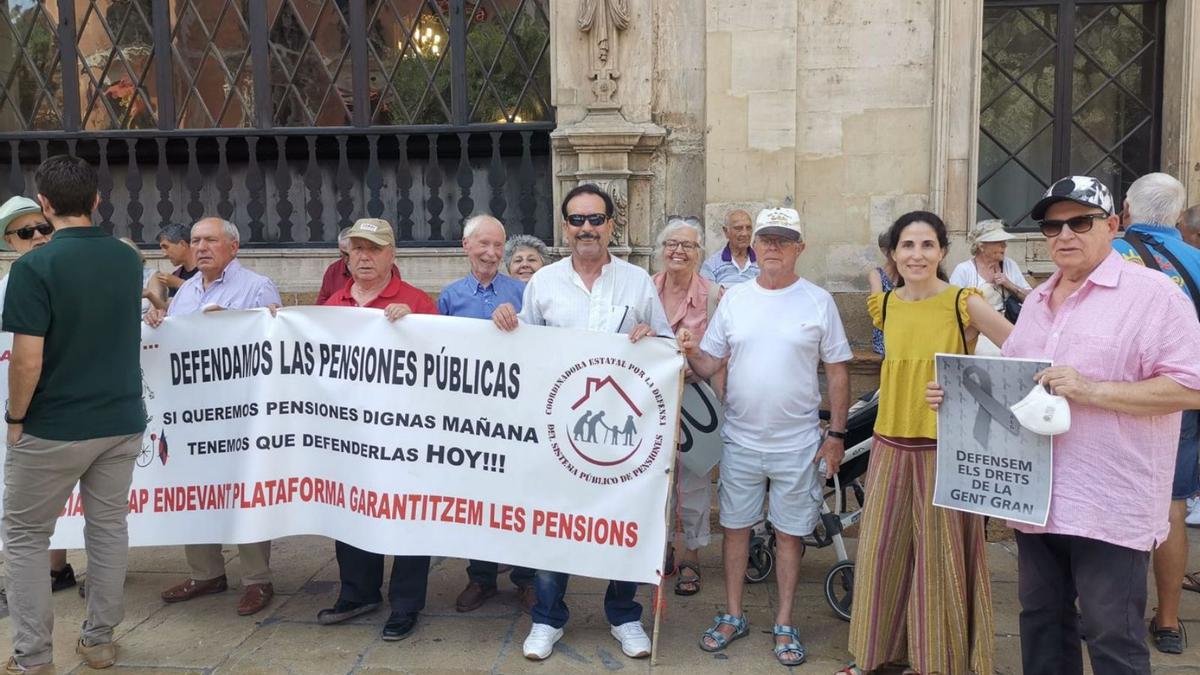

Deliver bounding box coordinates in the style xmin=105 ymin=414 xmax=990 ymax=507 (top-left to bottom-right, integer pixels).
xmin=1009 ymin=385 xmax=1071 ymax=436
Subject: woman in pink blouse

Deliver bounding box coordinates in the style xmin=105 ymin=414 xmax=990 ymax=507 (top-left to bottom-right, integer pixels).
xmin=653 ymin=216 xmax=724 ymax=596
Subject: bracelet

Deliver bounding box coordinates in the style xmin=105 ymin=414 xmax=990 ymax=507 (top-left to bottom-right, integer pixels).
xmin=4 ymin=410 xmax=25 ymax=425
xmin=827 ymin=430 xmax=847 ymax=440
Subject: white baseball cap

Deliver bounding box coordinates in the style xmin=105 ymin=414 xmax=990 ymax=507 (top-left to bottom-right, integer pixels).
xmin=753 ymin=207 xmax=802 ymax=241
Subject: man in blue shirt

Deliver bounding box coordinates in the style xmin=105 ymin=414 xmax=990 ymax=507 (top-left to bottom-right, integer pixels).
xmin=437 ymin=214 xmax=534 ymax=613
xmin=1110 ymin=172 xmax=1199 ymax=655
xmin=700 ymin=209 xmax=758 ymax=289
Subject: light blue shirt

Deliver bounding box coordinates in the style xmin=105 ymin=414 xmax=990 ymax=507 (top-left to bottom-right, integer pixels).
xmin=437 ymin=271 xmax=525 ymax=319
xmin=700 ymin=244 xmax=759 ymax=288
xmin=167 ymin=259 xmax=282 ymax=316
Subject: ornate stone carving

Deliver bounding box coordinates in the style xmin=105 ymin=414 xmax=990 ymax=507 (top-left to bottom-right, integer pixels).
xmin=577 ymin=0 xmax=631 ymax=104
xmin=589 ymin=179 xmax=629 ymax=244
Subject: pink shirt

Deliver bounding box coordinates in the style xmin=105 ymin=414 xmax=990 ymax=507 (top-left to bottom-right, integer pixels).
xmin=1002 ymin=250 xmax=1200 ymax=550
xmin=653 ymin=271 xmax=712 ymax=336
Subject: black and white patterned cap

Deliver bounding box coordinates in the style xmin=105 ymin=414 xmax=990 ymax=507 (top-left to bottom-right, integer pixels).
xmin=1030 ymin=176 xmax=1115 ymax=221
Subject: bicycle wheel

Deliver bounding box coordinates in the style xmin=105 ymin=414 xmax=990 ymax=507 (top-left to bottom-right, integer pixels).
xmin=744 ymin=544 xmax=774 ymax=583
xmin=824 ymin=560 xmax=854 ymax=621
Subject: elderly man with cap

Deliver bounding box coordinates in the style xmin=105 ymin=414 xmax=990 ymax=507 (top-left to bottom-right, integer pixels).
xmin=677 ymin=207 xmax=851 ymax=667
xmin=492 ymin=183 xmax=671 ymax=663
xmin=146 ymin=217 xmax=282 ymax=617
xmin=0 ymin=197 xmax=77 ymax=601
xmin=437 ymin=214 xmax=535 ymax=613
xmin=1107 ymin=172 xmax=1200 ymax=655
xmin=700 ymin=209 xmax=758 ymax=290
xmin=928 ymin=176 xmax=1200 ymax=675
xmin=316 ymin=217 xmax=438 ymax=642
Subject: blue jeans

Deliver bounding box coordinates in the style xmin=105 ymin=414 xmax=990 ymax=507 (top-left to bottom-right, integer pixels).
xmin=531 ymin=570 xmax=641 ymax=629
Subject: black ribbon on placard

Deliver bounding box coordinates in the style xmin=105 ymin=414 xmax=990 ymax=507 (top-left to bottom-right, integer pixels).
xmin=962 ymin=365 xmax=1021 ymax=449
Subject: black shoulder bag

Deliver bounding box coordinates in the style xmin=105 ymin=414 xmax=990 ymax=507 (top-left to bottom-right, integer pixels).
xmin=1123 ymin=230 xmax=1200 ymax=320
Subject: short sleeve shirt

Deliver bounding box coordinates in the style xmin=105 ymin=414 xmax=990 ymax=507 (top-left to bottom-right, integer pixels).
xmin=323 ymin=271 xmax=439 ymax=315
xmin=700 ymin=277 xmax=852 ymax=453
xmin=2 ymin=227 xmax=146 ymax=441
xmin=437 ymin=272 xmax=525 ymax=318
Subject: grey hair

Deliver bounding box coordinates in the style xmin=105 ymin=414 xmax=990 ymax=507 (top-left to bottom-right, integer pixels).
xmin=463 ymin=214 xmax=504 ymax=240
xmin=1126 ymin=172 xmax=1186 ymax=227
xmin=337 ymin=226 xmax=352 ymax=243
xmin=156 ymin=222 xmax=191 ymax=245
xmin=1180 ymin=204 xmax=1200 ymax=233
xmin=655 ymin=217 xmax=704 ymax=252
xmin=195 ymin=217 xmax=240 ymax=244
xmin=503 ymin=234 xmax=550 ymax=268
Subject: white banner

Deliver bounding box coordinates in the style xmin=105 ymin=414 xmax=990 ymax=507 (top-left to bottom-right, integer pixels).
xmin=2 ymin=308 xmax=684 ymax=584
xmin=933 ymin=353 xmax=1053 ymax=526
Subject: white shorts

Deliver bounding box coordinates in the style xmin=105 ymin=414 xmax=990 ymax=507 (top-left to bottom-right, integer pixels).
xmin=718 ymin=441 xmax=823 ymax=536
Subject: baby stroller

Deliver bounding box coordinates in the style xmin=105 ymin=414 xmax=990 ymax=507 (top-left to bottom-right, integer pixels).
xmin=744 ymin=390 xmax=877 ymax=622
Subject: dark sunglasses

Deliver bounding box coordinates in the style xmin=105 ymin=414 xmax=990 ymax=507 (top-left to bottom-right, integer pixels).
xmin=565 ymin=213 xmax=609 ymax=227
xmin=1038 ymin=213 xmax=1108 ymax=238
xmin=5 ymin=222 xmax=53 ymax=240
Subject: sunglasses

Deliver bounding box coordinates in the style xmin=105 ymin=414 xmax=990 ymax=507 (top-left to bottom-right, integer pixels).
xmin=5 ymin=222 xmax=53 ymax=240
xmin=1038 ymin=213 xmax=1108 ymax=238
xmin=565 ymin=213 xmax=609 ymax=227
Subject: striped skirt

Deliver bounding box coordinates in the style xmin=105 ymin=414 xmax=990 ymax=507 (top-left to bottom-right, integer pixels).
xmin=847 ymin=435 xmax=994 ymax=674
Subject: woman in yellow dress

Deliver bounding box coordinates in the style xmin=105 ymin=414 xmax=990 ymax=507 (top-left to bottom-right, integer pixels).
xmin=841 ymin=211 xmax=1012 ymax=674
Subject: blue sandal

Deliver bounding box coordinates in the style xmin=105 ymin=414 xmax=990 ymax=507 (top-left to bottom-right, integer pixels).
xmin=698 ymin=613 xmax=748 ymax=652
xmin=772 ymin=624 xmax=806 ymax=667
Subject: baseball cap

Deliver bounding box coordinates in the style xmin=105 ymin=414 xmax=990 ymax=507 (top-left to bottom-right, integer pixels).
xmin=753 ymin=207 xmax=802 ymax=241
xmin=972 ymin=219 xmax=1014 ymax=244
xmin=1030 ymin=176 xmax=1115 ymax=222
xmin=0 ymin=196 xmax=43 ymax=252
xmin=345 ymin=218 xmax=395 ymax=247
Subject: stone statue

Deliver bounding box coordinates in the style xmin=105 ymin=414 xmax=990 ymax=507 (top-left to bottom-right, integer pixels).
xmin=577 ymin=0 xmax=631 ymax=103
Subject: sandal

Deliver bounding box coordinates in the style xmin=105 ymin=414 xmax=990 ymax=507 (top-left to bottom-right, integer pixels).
xmin=1184 ymin=571 xmax=1200 ymax=594
xmin=833 ymin=665 xmax=864 ymax=675
xmin=772 ymin=624 xmax=806 ymax=667
xmin=698 ymin=613 xmax=748 ymax=652
xmin=675 ymin=561 xmax=701 ymax=596
xmin=1150 ymin=616 xmax=1187 ymax=654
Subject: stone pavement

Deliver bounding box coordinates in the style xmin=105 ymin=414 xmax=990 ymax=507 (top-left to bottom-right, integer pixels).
xmin=0 ymin=529 xmax=1197 ymax=674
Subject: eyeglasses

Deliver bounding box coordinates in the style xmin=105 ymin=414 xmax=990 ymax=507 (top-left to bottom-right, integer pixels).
xmin=756 ymin=235 xmax=795 ymax=248
xmin=663 ymin=239 xmax=700 ymax=252
xmin=565 ymin=213 xmax=609 ymax=227
xmin=5 ymin=222 xmax=53 ymax=240
xmin=1038 ymin=213 xmax=1108 ymax=238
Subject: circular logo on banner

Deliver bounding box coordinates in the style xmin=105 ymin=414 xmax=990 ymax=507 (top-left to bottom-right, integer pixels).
xmin=545 ymin=359 xmax=669 ymax=485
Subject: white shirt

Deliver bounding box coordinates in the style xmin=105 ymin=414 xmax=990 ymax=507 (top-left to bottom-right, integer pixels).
xmin=949 ymin=257 xmax=1031 ymax=311
xmin=518 ymin=254 xmax=673 ymax=336
xmin=700 ymin=277 xmax=852 ymax=453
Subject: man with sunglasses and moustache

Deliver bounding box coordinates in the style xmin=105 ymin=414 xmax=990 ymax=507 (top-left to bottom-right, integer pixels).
xmin=929 ymin=176 xmax=1200 ymax=674
xmin=492 ymin=183 xmax=671 ymax=663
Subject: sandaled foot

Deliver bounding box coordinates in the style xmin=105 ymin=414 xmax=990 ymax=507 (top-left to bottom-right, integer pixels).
xmin=1184 ymin=571 xmax=1200 ymax=594
xmin=833 ymin=665 xmax=864 ymax=675
xmin=698 ymin=613 xmax=747 ymax=652
xmin=674 ymin=561 xmax=701 ymax=596
xmin=1150 ymin=616 xmax=1186 ymax=654
xmin=772 ymin=624 xmax=806 ymax=667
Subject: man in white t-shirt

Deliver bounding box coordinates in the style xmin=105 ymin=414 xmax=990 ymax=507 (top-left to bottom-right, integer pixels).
xmin=678 ymin=207 xmax=851 ymax=667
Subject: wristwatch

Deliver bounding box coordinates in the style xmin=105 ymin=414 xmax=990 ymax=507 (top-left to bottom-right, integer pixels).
xmin=827 ymin=430 xmax=847 ymax=440
xmin=4 ymin=410 xmax=25 ymax=425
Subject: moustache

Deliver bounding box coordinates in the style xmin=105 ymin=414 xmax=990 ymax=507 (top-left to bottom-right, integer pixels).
xmin=575 ymin=233 xmax=600 ymax=241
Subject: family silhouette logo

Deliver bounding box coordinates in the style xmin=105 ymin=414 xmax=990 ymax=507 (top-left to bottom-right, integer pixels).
xmin=545 ymin=360 xmax=669 ymax=485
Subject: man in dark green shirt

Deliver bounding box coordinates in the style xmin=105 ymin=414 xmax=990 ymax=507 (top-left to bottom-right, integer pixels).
xmin=1 ymin=155 xmax=144 ymax=674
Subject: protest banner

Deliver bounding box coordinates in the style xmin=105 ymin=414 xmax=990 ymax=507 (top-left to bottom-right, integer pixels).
xmin=932 ymin=353 xmax=1053 ymax=526
xmin=0 ymin=308 xmax=684 ymax=585
xmin=677 ymin=381 xmax=723 ymax=476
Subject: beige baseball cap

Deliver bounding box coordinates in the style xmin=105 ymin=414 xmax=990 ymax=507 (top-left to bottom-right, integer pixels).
xmin=346 ymin=218 xmax=395 ymax=246
xmin=753 ymin=207 xmax=803 ymax=241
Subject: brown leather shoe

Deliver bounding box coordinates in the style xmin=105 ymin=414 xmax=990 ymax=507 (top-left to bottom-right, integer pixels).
xmin=161 ymin=576 xmax=227 ymax=603
xmin=517 ymin=584 xmax=537 ymax=614
xmin=75 ymin=638 xmax=116 ymax=669
xmin=455 ymin=581 xmax=497 ymax=612
xmin=237 ymin=583 xmax=274 ymax=616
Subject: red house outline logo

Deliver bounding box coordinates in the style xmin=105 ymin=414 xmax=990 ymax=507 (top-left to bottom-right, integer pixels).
xmin=570 ymin=376 xmax=643 ymax=417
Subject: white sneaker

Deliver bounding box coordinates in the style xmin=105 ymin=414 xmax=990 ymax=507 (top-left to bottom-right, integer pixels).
xmin=1186 ymin=497 xmax=1200 ymax=527
xmin=523 ymin=623 xmax=563 ymax=660
xmin=610 ymin=621 xmax=651 ymax=658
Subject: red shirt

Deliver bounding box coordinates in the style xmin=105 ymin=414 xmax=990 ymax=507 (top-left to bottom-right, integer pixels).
xmin=321 ymin=271 xmax=438 ymax=315
xmin=316 ymin=258 xmax=350 ymax=305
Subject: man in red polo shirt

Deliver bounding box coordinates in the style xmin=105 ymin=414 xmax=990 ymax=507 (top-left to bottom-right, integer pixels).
xmin=317 ymin=217 xmax=436 ymax=641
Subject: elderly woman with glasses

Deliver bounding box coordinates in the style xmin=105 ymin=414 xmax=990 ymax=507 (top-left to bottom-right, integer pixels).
xmin=503 ymin=234 xmax=552 ymax=282
xmin=949 ymin=219 xmax=1031 ymax=354
xmin=651 ymin=215 xmax=723 ymax=597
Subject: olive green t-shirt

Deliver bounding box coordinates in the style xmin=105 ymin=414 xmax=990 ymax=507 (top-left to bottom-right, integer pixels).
xmin=2 ymin=226 xmax=146 ymax=440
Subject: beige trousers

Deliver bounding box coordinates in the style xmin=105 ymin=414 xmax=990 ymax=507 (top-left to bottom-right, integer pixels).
xmin=2 ymin=432 xmax=141 ymax=668
xmin=185 ymin=541 xmax=272 ymax=586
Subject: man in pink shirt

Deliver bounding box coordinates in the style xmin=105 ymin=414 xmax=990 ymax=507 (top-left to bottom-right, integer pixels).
xmin=998 ymin=177 xmax=1200 ymax=674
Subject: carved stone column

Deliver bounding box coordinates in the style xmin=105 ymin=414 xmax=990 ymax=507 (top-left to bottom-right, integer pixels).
xmin=550 ymin=0 xmax=666 ymax=267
